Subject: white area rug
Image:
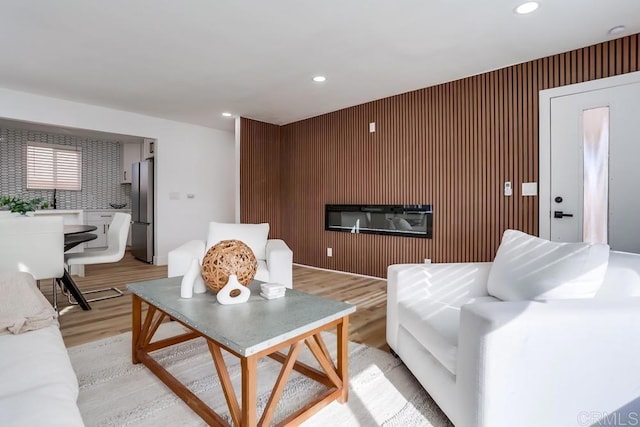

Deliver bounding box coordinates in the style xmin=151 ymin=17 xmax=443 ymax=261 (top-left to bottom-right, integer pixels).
xmin=68 ymin=322 xmax=452 ymax=426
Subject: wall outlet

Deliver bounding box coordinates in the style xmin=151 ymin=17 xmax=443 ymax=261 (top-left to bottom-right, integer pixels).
xmin=424 ymin=258 xmax=431 ymax=264
xmin=327 ymin=247 xmax=333 ymax=257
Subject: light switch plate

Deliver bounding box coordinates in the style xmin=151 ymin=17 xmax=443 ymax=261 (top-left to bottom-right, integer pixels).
xmin=369 ymin=122 xmax=376 ymax=133
xmin=522 ymin=182 xmax=538 ymax=196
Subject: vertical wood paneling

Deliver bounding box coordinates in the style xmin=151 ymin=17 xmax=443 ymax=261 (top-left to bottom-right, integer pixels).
xmin=241 ymin=34 xmax=640 ymax=278
xmin=239 ymin=119 xmax=281 ymax=236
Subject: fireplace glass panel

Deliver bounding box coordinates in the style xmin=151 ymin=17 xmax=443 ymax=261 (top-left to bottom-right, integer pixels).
xmin=325 ymin=204 xmax=433 ymax=238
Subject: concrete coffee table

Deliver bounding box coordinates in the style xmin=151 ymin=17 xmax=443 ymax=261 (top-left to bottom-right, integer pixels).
xmin=128 ymin=277 xmax=356 ymax=426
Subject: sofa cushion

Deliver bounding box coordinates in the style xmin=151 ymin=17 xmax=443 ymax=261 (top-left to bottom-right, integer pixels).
xmin=399 ymin=296 xmax=499 ymax=375
xmin=488 ymin=229 xmax=609 ymax=301
xmin=206 ymin=222 xmax=269 ymax=261
xmin=0 ymin=325 xmax=83 ymax=426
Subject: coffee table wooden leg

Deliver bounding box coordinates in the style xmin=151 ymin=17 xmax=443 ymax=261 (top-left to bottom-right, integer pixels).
xmin=242 ymin=355 xmax=258 ymax=426
xmin=314 ymin=333 xmax=336 ymax=370
xmin=260 ymin=342 xmax=304 ymax=426
xmin=305 ymin=336 xmax=342 ymax=389
xmin=337 ymin=316 xmax=349 ymax=403
xmin=132 ymin=294 xmax=142 ymax=364
xmin=208 ymin=342 xmax=241 ymax=426
xmin=144 ymin=311 xmax=167 ymax=346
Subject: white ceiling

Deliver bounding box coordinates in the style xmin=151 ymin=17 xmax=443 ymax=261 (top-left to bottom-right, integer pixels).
xmin=1 ymin=0 xmax=639 ymax=133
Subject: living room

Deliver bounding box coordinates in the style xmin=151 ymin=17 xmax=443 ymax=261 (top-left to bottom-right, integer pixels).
xmin=1 ymin=2 xmax=640 ymax=426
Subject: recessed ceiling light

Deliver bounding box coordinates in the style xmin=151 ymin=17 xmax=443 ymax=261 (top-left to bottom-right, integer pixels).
xmin=221 ymin=112 xmax=232 ymax=117
xmin=515 ymin=1 xmax=539 ymax=14
xmin=608 ymin=25 xmax=626 ymax=36
xmin=313 ymin=76 xmax=326 ymax=82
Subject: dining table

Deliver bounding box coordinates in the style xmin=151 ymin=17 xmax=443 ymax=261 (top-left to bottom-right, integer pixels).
xmin=64 ymin=224 xmax=98 ymax=251
xmin=59 ymin=224 xmax=98 ymax=311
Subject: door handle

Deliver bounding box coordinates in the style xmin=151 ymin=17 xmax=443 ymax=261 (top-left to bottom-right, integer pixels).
xmin=554 ymin=211 xmax=574 ymax=218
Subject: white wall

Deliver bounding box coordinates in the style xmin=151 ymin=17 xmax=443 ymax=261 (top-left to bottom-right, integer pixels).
xmin=0 ymin=88 xmax=236 ymax=265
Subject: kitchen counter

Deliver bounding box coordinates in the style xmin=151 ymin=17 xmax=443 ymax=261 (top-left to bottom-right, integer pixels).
xmin=34 ymin=208 xmax=131 ymax=213
xmin=34 ymin=209 xmax=83 ymax=216
xmin=84 ymin=208 xmax=131 ymax=212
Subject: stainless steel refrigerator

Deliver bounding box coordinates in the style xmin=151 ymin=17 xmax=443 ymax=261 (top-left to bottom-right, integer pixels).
xmin=131 ymin=159 xmax=154 ymax=263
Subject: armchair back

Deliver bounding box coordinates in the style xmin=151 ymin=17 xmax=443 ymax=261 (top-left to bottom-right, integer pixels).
xmin=206 ymin=222 xmax=269 ymax=260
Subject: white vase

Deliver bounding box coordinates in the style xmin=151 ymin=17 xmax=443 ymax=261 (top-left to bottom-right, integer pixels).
xmin=193 ymin=272 xmax=207 ymax=294
xmin=180 ymin=259 xmax=201 ymax=298
xmin=216 ymin=274 xmax=250 ymax=305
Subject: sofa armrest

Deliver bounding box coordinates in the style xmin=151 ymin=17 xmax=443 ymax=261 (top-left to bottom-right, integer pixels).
xmin=457 ymin=298 xmax=640 ymax=427
xmin=167 ymin=240 xmax=206 ymax=278
xmin=265 ymin=239 xmax=293 ymax=288
xmin=386 ymin=262 xmax=492 ymax=350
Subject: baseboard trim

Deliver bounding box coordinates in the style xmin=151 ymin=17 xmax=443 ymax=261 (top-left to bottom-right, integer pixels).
xmin=293 ymin=263 xmax=385 ymax=281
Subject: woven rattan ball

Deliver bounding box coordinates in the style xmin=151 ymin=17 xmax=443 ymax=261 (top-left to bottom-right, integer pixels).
xmin=201 ymin=239 xmax=258 ymax=292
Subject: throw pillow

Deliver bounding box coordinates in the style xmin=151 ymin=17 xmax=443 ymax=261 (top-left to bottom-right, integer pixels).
xmin=0 ymin=272 xmax=58 ymax=335
xmin=206 ymin=222 xmax=269 ymax=260
xmin=487 ymin=229 xmax=610 ymax=301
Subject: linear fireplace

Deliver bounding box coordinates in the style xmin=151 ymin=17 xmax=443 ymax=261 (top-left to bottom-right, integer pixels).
xmin=325 ymin=204 xmax=432 ymax=238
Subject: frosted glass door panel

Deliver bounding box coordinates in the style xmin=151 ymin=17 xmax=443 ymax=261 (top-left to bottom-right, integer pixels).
xmin=582 ymin=107 xmax=609 ymax=244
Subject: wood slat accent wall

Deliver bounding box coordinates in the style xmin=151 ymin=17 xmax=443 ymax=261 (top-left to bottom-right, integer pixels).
xmin=240 ymin=119 xmax=282 ymax=237
xmin=241 ymin=34 xmax=640 ymax=278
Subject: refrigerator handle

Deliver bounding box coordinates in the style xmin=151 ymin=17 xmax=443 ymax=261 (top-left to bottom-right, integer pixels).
xmin=132 ymin=162 xmax=140 ymax=222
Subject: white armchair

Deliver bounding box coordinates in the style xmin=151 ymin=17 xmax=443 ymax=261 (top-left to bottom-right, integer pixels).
xmin=387 ymin=230 xmax=640 ymax=427
xmin=168 ymin=222 xmax=293 ymax=288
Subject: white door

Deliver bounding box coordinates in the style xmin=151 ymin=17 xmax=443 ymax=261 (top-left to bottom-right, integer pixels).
xmin=547 ymin=80 xmax=640 ymax=252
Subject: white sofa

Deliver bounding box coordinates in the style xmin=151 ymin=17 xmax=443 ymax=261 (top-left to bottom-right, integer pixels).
xmin=387 ymin=230 xmax=640 ymax=427
xmin=0 ymin=217 xmax=84 ymax=426
xmin=0 ymin=272 xmax=84 ymax=427
xmin=168 ymin=222 xmax=293 ymax=288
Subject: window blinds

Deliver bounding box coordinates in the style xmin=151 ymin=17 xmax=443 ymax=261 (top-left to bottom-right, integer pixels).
xmin=26 ymin=142 xmax=82 ymax=190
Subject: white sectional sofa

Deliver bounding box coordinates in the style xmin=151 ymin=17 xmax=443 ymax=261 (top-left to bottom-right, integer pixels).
xmin=387 ymin=230 xmax=640 ymax=427
xmin=0 ymin=272 xmax=84 ymax=427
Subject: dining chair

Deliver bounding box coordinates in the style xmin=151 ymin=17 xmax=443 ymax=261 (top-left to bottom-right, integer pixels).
xmin=0 ymin=216 xmax=65 ymax=308
xmin=64 ymin=212 xmax=131 ymax=304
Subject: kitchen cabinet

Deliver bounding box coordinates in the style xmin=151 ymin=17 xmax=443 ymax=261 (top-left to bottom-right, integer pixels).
xmin=85 ymin=210 xmax=132 ymax=248
xmin=120 ymin=143 xmax=141 ymax=184
xmin=85 ymin=212 xmax=114 ymax=248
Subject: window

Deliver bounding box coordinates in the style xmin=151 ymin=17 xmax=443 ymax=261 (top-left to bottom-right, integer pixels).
xmin=26 ymin=142 xmax=82 ymax=190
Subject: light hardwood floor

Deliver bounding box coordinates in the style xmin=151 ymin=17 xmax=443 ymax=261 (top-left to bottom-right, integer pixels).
xmin=43 ymin=252 xmax=389 ymax=351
